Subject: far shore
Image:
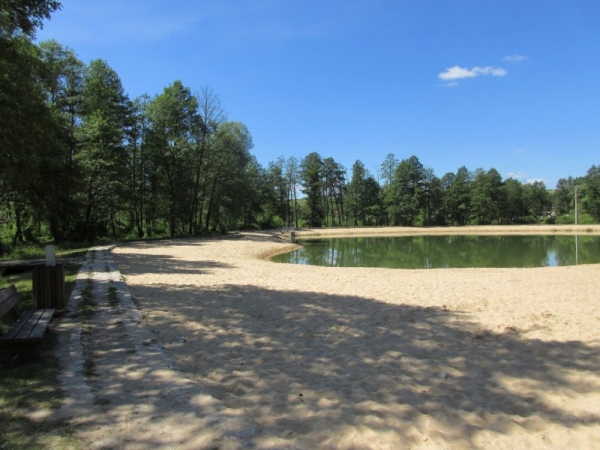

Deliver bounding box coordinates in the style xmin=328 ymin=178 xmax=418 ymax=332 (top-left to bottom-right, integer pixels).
xmin=292 ymin=224 xmax=600 ymax=239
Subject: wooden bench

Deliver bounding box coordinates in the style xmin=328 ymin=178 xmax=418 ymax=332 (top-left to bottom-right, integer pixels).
xmin=0 ymin=284 xmax=55 ymax=350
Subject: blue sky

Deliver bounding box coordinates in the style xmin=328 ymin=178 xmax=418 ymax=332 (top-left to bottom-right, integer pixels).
xmin=37 ymin=0 xmax=600 ymax=188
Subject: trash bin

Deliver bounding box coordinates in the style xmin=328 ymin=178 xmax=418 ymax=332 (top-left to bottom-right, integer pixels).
xmin=32 ymin=264 xmax=65 ymax=309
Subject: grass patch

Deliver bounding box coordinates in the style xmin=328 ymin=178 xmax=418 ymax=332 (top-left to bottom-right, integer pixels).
xmin=0 ymin=335 xmax=83 ymax=449
xmin=78 ymin=279 xmax=96 ymax=319
xmin=0 ymin=243 xmax=89 ymax=262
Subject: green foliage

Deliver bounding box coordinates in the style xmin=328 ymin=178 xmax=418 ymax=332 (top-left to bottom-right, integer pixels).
xmin=583 ymin=165 xmax=600 ymax=221
xmin=386 ymin=155 xmax=426 ymax=226
xmin=524 ymin=181 xmax=551 ymax=221
xmin=0 ymin=0 xmax=61 ymax=38
xmin=1 ymin=0 xmax=598 ymax=248
xmin=445 ymin=166 xmax=472 ymax=225
xmin=470 ymin=168 xmax=503 ymax=224
xmin=300 ymin=152 xmax=325 ymax=227
xmin=347 ymin=160 xmax=368 ymax=225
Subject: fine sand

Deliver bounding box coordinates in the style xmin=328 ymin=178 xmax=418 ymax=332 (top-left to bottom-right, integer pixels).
xmin=112 ymin=226 xmax=600 ymax=449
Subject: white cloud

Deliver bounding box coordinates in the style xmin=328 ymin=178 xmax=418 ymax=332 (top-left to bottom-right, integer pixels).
xmin=438 ymin=66 xmax=479 ymax=80
xmin=437 ymin=65 xmax=507 ymax=86
xmin=503 ymin=55 xmax=529 ymax=63
xmin=441 ymin=81 xmax=458 ymax=88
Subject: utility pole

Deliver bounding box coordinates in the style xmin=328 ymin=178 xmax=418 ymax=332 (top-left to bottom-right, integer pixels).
xmin=575 ymin=186 xmax=578 ymax=225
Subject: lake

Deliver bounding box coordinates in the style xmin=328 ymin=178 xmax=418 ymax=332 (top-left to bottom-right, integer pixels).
xmin=271 ymin=235 xmax=600 ymax=269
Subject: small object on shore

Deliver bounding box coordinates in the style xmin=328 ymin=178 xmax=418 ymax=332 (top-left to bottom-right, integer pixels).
xmin=438 ymin=371 xmax=448 ymax=379
xmin=173 ymin=336 xmax=187 ymax=343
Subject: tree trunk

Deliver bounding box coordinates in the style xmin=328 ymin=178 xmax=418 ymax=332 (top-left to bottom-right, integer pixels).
xmin=12 ymin=204 xmax=24 ymax=246
xmin=205 ymin=176 xmax=219 ymax=230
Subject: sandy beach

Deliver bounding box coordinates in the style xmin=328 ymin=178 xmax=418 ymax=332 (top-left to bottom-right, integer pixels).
xmin=112 ymin=226 xmax=600 ymax=449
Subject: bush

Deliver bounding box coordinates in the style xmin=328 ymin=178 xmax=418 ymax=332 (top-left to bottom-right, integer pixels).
xmin=257 ymin=214 xmax=284 ymax=229
xmin=556 ymin=213 xmax=597 ymax=225
xmin=578 ymin=213 xmax=597 ymax=224
xmin=556 ymin=215 xmax=573 ymax=224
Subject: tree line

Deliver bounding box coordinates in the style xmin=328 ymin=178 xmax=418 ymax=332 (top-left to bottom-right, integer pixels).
xmin=1 ymin=1 xmax=599 ymax=253
xmin=266 ymin=153 xmax=600 ymax=229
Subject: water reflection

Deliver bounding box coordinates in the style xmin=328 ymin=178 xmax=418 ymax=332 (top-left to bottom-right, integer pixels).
xmin=272 ymin=235 xmax=600 ymax=269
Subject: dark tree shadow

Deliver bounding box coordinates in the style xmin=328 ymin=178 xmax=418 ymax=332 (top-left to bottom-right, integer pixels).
xmin=114 ymin=253 xmax=233 ymax=276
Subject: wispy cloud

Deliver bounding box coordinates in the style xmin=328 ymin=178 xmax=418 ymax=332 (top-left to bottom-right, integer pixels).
xmin=438 ymin=65 xmax=507 ymax=86
xmin=503 ymin=55 xmax=529 ymax=64
xmin=506 ymin=172 xmax=545 ymax=185
xmin=506 ymin=171 xmax=527 ymax=180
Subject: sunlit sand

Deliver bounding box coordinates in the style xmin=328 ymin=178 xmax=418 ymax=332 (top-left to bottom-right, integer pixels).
xmin=112 ymin=226 xmax=600 ymax=449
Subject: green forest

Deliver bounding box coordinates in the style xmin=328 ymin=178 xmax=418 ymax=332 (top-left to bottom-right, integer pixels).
xmin=2 ymin=1 xmax=600 ymax=255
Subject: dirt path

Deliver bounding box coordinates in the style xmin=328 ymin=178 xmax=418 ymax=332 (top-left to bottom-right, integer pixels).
xmin=51 ymin=246 xmax=272 ymax=450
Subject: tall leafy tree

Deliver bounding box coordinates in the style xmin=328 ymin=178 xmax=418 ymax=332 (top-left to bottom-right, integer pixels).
xmin=524 ymin=180 xmax=550 ymax=221
xmin=347 ymin=160 xmax=382 ymax=226
xmin=37 ymin=39 xmax=84 ymax=240
xmin=553 ymin=177 xmax=575 ymax=216
xmin=77 ymin=59 xmax=131 ymax=240
xmin=470 ymin=168 xmax=504 ymax=224
xmin=321 ymin=157 xmax=345 ymax=226
xmin=240 ymin=155 xmax=267 ymax=228
xmin=300 ymin=152 xmax=325 ymax=227
xmin=422 ymin=168 xmax=443 ymax=226
xmin=446 ymin=166 xmax=472 ymax=225
xmin=347 ymin=160 xmax=369 ymax=226
xmin=380 ymin=153 xmax=398 ymax=187
xmin=387 ymin=155 xmax=426 ymax=226
xmin=145 ymin=80 xmax=199 ymax=237
xmin=0 ymin=1 xmax=61 ymax=246
xmin=362 ymin=176 xmax=384 ymax=225
xmin=203 ymin=122 xmax=253 ymax=232
xmin=265 ymin=157 xmax=289 ymax=225
xmin=583 ymin=165 xmax=600 ymax=221
xmin=189 ymin=87 xmax=225 ymax=234
xmin=502 ymin=178 xmax=528 ymax=223
xmin=285 ymin=156 xmax=300 ymax=228
xmin=126 ymin=94 xmax=152 ymax=237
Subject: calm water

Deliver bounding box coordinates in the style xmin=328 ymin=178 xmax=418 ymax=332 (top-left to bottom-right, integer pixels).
xmin=271 ymin=235 xmax=600 ymax=269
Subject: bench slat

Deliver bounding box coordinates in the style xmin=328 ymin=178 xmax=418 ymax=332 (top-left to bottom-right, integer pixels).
xmin=0 ymin=308 xmax=55 ymax=345
xmin=0 ymin=285 xmax=21 ymax=318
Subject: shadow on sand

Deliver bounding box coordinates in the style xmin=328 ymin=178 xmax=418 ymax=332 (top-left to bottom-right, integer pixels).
xmin=108 ymin=247 xmax=600 ymax=447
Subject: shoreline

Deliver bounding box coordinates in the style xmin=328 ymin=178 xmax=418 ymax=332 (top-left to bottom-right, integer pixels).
xmin=292 ymin=224 xmax=600 ymax=239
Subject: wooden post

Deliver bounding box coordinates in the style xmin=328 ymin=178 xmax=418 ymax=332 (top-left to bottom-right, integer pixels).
xmin=32 ymin=265 xmax=65 ymax=309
